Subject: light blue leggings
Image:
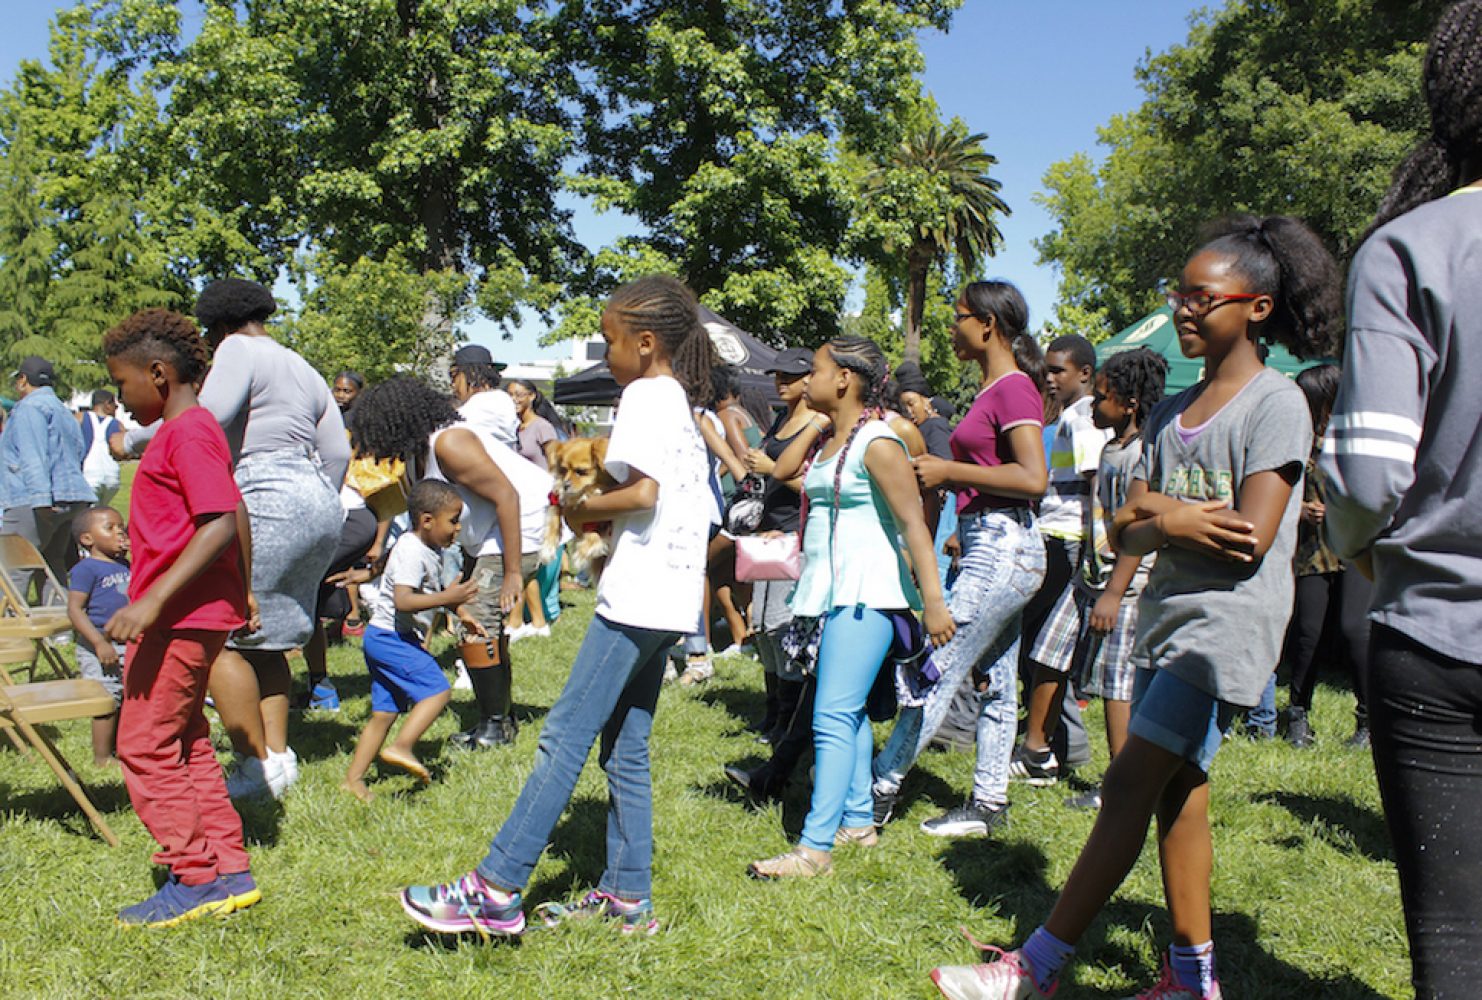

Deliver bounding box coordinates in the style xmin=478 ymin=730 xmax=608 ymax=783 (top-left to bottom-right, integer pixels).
xmin=800 ymin=606 xmax=895 ymax=852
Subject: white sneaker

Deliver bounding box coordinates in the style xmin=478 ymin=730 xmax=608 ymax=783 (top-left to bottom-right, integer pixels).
xmin=931 ymin=948 xmax=1051 ymax=1000
xmin=507 ymin=624 xmax=535 ymax=644
xmin=268 ymin=747 xmax=298 ymax=798
xmin=679 ymin=658 xmax=713 ymax=687
xmin=528 ymin=625 xmax=551 ymax=639
xmin=453 ymin=659 xmax=474 ymax=691
xmin=225 ymin=755 xmax=282 ymax=801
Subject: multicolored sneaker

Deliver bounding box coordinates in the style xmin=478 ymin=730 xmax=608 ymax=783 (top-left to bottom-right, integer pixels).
xmin=399 ymin=871 xmax=525 ymax=938
xmin=308 ymin=680 xmax=340 ymax=711
xmin=218 ymin=870 xmax=262 ymax=912
xmin=117 ymin=876 xmax=234 ymax=928
xmin=1119 ymin=962 xmax=1222 ymax=999
xmin=931 ymin=946 xmax=1054 ymax=999
xmin=534 ymin=890 xmax=659 ymax=936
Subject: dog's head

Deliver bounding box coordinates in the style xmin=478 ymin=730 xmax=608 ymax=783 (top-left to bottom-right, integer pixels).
xmin=546 ymin=437 xmax=613 ymax=502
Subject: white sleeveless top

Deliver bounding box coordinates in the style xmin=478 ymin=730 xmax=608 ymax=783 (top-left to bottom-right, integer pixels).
xmin=425 ymin=422 xmax=553 ymax=557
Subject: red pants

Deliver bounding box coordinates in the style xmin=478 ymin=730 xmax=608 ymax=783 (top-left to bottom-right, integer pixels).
xmin=118 ymin=629 xmax=249 ymax=885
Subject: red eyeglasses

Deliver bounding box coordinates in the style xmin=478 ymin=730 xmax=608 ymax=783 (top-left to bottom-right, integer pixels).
xmin=1164 ymin=290 xmax=1266 ymax=316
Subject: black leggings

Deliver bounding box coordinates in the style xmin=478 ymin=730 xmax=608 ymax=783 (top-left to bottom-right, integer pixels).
xmin=1286 ymin=568 xmax=1371 ymax=716
xmin=1369 ymin=624 xmax=1482 ymax=999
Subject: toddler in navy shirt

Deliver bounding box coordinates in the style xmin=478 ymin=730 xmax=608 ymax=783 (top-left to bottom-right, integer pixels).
xmin=66 ymin=506 xmax=131 ymax=765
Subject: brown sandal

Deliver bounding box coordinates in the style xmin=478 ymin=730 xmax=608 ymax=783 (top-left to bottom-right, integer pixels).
xmin=748 ymin=846 xmax=833 ymax=879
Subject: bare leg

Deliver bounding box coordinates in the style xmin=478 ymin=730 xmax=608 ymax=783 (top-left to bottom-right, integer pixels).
xmin=91 ymin=713 xmax=119 ymax=766
xmin=522 ymin=576 xmax=548 ymax=629
xmin=343 ymin=712 xmax=397 ymax=801
xmin=1043 ymin=735 xmax=1187 ymax=944
xmin=389 ymin=689 xmax=451 ymax=756
xmin=717 ymin=583 xmax=749 ymax=648
xmin=209 ymin=648 xmax=268 ymax=759
xmin=1024 ymin=666 xmax=1067 ymax=752
xmin=1105 ymin=699 xmax=1132 ymax=760
xmin=1156 ymin=765 xmax=1213 ymax=946
xmin=248 ymin=651 xmax=293 ymax=753
xmin=346 ymin=585 xmax=363 ymax=625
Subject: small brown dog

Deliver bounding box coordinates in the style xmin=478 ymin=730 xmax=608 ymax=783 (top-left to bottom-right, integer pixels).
xmin=541 ymin=436 xmax=618 ymax=578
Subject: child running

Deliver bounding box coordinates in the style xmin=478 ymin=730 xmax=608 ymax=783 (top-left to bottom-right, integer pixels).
xmin=67 ymin=505 xmax=131 ymax=766
xmin=342 ymin=479 xmax=478 ymax=802
xmin=1028 ymin=347 xmax=1167 ymax=810
xmin=399 ymin=275 xmax=716 ymax=937
xmin=747 ymin=337 xmax=953 ymax=878
xmin=929 ymin=215 xmax=1341 ymax=1000
xmin=100 ymin=308 xmax=258 ymax=927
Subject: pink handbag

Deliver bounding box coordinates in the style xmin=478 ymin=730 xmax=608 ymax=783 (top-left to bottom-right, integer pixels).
xmin=734 ymin=534 xmax=802 ymax=582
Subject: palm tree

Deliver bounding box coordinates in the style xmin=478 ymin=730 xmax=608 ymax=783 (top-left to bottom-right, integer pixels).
xmin=867 ymin=125 xmax=1010 ymax=364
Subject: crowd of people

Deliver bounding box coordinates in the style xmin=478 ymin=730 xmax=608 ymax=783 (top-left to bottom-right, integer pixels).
xmin=0 ymin=3 xmax=1477 ymax=997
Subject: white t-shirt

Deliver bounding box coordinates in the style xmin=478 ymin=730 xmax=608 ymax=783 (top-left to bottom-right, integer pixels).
xmin=425 ymin=423 xmax=553 ymax=557
xmin=369 ymin=532 xmax=446 ymax=641
xmin=596 ymin=376 xmax=713 ymax=633
xmin=1038 ymin=393 xmax=1110 ymax=541
xmin=458 ymin=390 xmax=519 ymax=449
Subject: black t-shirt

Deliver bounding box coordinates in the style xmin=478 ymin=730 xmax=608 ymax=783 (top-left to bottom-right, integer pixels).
xmin=758 ymin=413 xmax=804 ymax=533
xmin=919 ymin=416 xmax=954 ymax=460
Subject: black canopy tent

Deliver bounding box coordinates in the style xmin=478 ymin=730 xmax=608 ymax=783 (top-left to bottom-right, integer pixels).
xmin=552 ymin=306 xmax=782 ymax=406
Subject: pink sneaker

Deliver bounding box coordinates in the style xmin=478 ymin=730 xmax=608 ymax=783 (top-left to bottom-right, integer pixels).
xmin=931 ymin=946 xmax=1054 ymax=1000
xmin=1120 ymin=961 xmax=1222 ymax=1000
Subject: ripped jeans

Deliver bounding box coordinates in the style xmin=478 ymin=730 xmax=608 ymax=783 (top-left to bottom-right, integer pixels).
xmin=873 ymin=508 xmax=1045 ymax=807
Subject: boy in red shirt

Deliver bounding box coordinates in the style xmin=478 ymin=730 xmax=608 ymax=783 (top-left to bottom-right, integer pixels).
xmin=102 ymin=308 xmax=260 ymax=928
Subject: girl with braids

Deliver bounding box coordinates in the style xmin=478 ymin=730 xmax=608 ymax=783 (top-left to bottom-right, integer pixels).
xmin=400 ymin=276 xmax=715 ymax=937
xmin=870 ymin=280 xmax=1048 ymax=839
xmin=931 ymin=216 xmax=1341 ymax=1000
xmin=1031 ymin=346 xmax=1167 ymax=812
xmin=1322 ymin=5 xmax=1482 ymax=994
xmin=748 ymin=336 xmax=953 ymax=879
xmin=101 ymin=309 xmax=259 ymax=926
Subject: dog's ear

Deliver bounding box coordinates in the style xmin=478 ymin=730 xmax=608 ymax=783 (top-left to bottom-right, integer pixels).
xmin=591 ymin=437 xmax=608 ymax=466
xmin=543 ymin=438 xmax=563 ymax=467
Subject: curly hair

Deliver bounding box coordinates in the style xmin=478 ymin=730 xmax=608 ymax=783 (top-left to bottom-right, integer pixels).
xmin=195 ymin=278 xmax=277 ymax=330
xmin=606 ymin=276 xmax=718 ymax=408
xmin=349 ymin=375 xmax=460 ymax=467
xmin=1100 ymin=347 xmax=1168 ymax=428
xmin=962 ymin=280 xmax=1046 ymax=394
xmin=102 ymin=308 xmax=211 ymax=384
xmin=1196 ymin=215 xmax=1344 ymax=360
xmin=1366 ymin=0 xmax=1482 ymax=240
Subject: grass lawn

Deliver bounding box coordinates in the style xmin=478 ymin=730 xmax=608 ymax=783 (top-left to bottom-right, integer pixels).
xmin=1 ymin=467 xmax=1409 ymax=997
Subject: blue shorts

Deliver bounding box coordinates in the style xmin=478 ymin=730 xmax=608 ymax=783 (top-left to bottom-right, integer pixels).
xmin=1128 ymin=668 xmax=1239 ymax=774
xmin=362 ymin=625 xmax=450 ymax=714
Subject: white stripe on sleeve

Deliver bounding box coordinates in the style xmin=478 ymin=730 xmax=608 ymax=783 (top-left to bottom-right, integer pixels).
xmin=1327 ymin=411 xmax=1422 ymax=442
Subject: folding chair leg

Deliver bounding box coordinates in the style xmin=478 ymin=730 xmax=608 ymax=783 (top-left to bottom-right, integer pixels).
xmin=10 ymin=713 xmax=120 ymax=847
xmin=38 ymin=642 xmax=72 ymax=680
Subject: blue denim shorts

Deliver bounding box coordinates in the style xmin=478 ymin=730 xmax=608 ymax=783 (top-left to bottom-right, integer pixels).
xmin=1128 ymin=667 xmax=1239 ymax=773
xmin=362 ymin=625 xmax=450 ymax=714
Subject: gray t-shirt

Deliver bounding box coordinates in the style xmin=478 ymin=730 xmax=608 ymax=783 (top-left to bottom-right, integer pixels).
xmin=1131 ymin=368 xmax=1310 ymax=706
xmin=1077 ymin=434 xmax=1153 ymax=598
xmin=369 ymin=531 xmax=445 ymax=641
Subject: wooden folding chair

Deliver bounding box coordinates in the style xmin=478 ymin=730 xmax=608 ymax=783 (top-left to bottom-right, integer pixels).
xmin=0 ymin=679 xmax=121 ymax=846
xmin=0 ymin=535 xmax=75 ymax=680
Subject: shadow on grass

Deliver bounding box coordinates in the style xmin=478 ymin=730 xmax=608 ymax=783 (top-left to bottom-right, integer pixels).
xmin=405 ymin=928 xmax=523 ymax=951
xmin=1256 ymin=790 xmax=1393 ymax=863
xmin=697 ymin=683 xmax=766 ymax=732
xmin=524 ymin=796 xmax=612 ymax=906
xmin=938 ymin=839 xmax=1392 ymax=999
xmin=1 ymin=774 xmax=132 ymax=841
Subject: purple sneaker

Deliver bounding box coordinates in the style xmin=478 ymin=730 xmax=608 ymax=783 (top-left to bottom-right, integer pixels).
xmin=400 ymin=871 xmax=525 ymax=938
xmin=117 ymin=876 xmax=233 ymax=928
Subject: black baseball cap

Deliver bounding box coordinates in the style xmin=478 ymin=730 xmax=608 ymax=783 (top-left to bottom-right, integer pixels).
xmin=451 ymin=344 xmax=507 ymax=371
xmin=12 ymin=356 xmax=54 ymax=387
xmin=765 ymin=347 xmax=813 ymax=377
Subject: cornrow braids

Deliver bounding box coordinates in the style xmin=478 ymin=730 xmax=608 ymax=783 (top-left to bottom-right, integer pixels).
xmin=1366 ymin=0 xmax=1482 ymax=240
xmin=1100 ymin=347 xmax=1168 ymax=427
xmin=1197 ymin=215 xmax=1344 ymax=361
xmin=102 ymin=308 xmax=211 ymax=385
xmin=349 ymin=375 xmax=460 ymax=468
xmin=606 ymin=276 xmax=718 ymax=408
xmin=819 ymin=335 xmax=891 ymax=518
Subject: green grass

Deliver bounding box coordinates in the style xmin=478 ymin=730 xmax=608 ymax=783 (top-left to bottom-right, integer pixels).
xmin=0 ymin=579 xmax=1409 ymax=999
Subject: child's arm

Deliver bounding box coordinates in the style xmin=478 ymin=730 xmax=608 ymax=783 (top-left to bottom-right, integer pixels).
xmin=393 ymin=576 xmax=480 ymax=615
xmin=104 ymin=512 xmax=237 ymax=642
xmin=864 ymin=438 xmax=956 ymax=648
xmin=698 ymin=414 xmax=748 ymax=482
xmin=433 ymin=428 xmax=523 ymax=615
xmin=67 ymin=589 xmax=119 ymax=667
xmin=1115 ymin=469 xmax=1299 ymax=562
xmin=1089 ymin=554 xmax=1141 ymax=633
xmin=912 ymin=423 xmax=1048 ymax=500
xmin=564 ymin=470 xmax=658 ymax=529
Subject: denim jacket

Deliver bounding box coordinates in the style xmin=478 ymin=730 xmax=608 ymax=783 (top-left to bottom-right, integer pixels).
xmin=0 ymin=388 xmax=96 ymax=510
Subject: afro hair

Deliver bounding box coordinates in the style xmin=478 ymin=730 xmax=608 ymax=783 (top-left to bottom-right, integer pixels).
xmin=195 ymin=278 xmax=277 ymax=329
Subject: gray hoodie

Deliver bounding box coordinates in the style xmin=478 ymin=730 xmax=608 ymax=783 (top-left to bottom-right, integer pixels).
xmin=1320 ymin=189 xmax=1482 ymax=665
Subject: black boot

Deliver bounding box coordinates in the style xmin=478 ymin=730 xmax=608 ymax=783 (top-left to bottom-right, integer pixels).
xmin=756 ymin=671 xmax=780 ymax=736
xmin=1345 ymin=705 xmax=1370 ymax=749
xmin=1286 ymin=706 xmax=1314 ymax=748
xmin=451 ymin=665 xmax=515 ymax=750
xmin=450 ymin=716 xmax=511 ymax=750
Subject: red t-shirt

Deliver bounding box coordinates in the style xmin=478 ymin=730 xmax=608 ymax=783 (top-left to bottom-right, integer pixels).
xmin=950 ymin=370 xmax=1044 ymax=514
xmin=128 ymin=406 xmax=246 ymax=632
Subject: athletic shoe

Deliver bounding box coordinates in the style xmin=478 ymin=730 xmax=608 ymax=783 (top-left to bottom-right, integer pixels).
xmin=526 ymin=625 xmax=551 ymax=639
xmin=872 ymin=787 xmax=899 ymax=827
xmin=1008 ymin=746 xmax=1060 ymax=786
xmin=218 ymin=870 xmax=262 ymax=912
xmin=308 ymin=680 xmax=340 ymax=711
xmin=268 ymin=747 xmax=298 ymax=797
xmin=507 ymin=624 xmax=536 ymax=644
xmin=1064 ymin=788 xmax=1102 ymax=811
xmin=930 ymin=946 xmax=1053 ymax=999
xmin=343 ymin=619 xmax=366 ymax=638
xmin=1345 ymin=726 xmax=1371 ymax=750
xmin=1118 ymin=962 xmax=1222 ymax=999
xmin=225 ymin=754 xmax=282 ymax=801
xmin=117 ymin=876 xmax=233 ymax=928
xmin=448 ymin=717 xmax=512 ymax=751
xmin=678 ymin=658 xmax=713 ymax=687
xmin=400 ymin=871 xmax=526 ymax=938
xmin=534 ymin=889 xmax=659 ymax=936
xmin=921 ymin=800 xmax=1009 ymax=838
xmin=1286 ymin=708 xmax=1314 ymax=748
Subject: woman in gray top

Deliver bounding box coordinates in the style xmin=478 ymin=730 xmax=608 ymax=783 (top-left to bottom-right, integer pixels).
xmin=125 ymin=278 xmax=348 ymax=800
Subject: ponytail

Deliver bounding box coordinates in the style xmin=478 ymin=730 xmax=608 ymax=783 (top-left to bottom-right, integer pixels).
xmin=963 ymin=280 xmax=1046 ymax=393
xmin=606 ymin=275 xmax=719 ymax=408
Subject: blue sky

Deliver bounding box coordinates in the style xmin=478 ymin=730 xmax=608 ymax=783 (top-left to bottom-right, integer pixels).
xmin=0 ymin=1 xmax=1208 ymax=358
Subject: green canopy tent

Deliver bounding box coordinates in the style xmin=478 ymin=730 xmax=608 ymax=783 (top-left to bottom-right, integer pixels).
xmin=1095 ymin=306 xmax=1316 ymax=392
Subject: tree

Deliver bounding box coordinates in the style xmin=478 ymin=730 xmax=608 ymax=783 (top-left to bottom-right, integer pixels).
xmin=858 ymin=121 xmax=1009 ymax=364
xmin=1035 ymin=0 xmax=1448 ymax=342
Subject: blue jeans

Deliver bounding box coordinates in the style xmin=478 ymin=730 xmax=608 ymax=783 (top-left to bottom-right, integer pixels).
xmin=874 ymin=509 xmax=1045 ymax=806
xmin=478 ymin=614 xmax=678 ymax=900
xmin=800 ymin=607 xmax=894 ymax=851
xmin=1245 ymin=673 xmax=1278 ymax=737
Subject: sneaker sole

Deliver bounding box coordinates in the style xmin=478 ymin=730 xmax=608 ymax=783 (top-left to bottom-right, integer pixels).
xmin=398 ymin=891 xmax=525 ymax=938
xmin=117 ymin=896 xmax=236 ymax=929
xmin=1008 ymin=770 xmax=1059 ymax=787
xmin=920 ymin=820 xmax=991 ymax=837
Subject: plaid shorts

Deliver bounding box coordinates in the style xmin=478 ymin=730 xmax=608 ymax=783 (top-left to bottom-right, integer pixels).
xmin=1028 ymin=583 xmax=1140 ymax=701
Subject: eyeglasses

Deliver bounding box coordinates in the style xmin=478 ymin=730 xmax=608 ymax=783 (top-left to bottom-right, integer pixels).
xmin=1164 ymin=290 xmax=1266 ymax=316
xmin=953 ymin=311 xmax=978 ymax=324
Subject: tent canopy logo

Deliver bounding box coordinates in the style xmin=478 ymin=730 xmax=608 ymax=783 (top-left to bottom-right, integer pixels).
xmin=705 ymin=324 xmax=747 ymax=365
